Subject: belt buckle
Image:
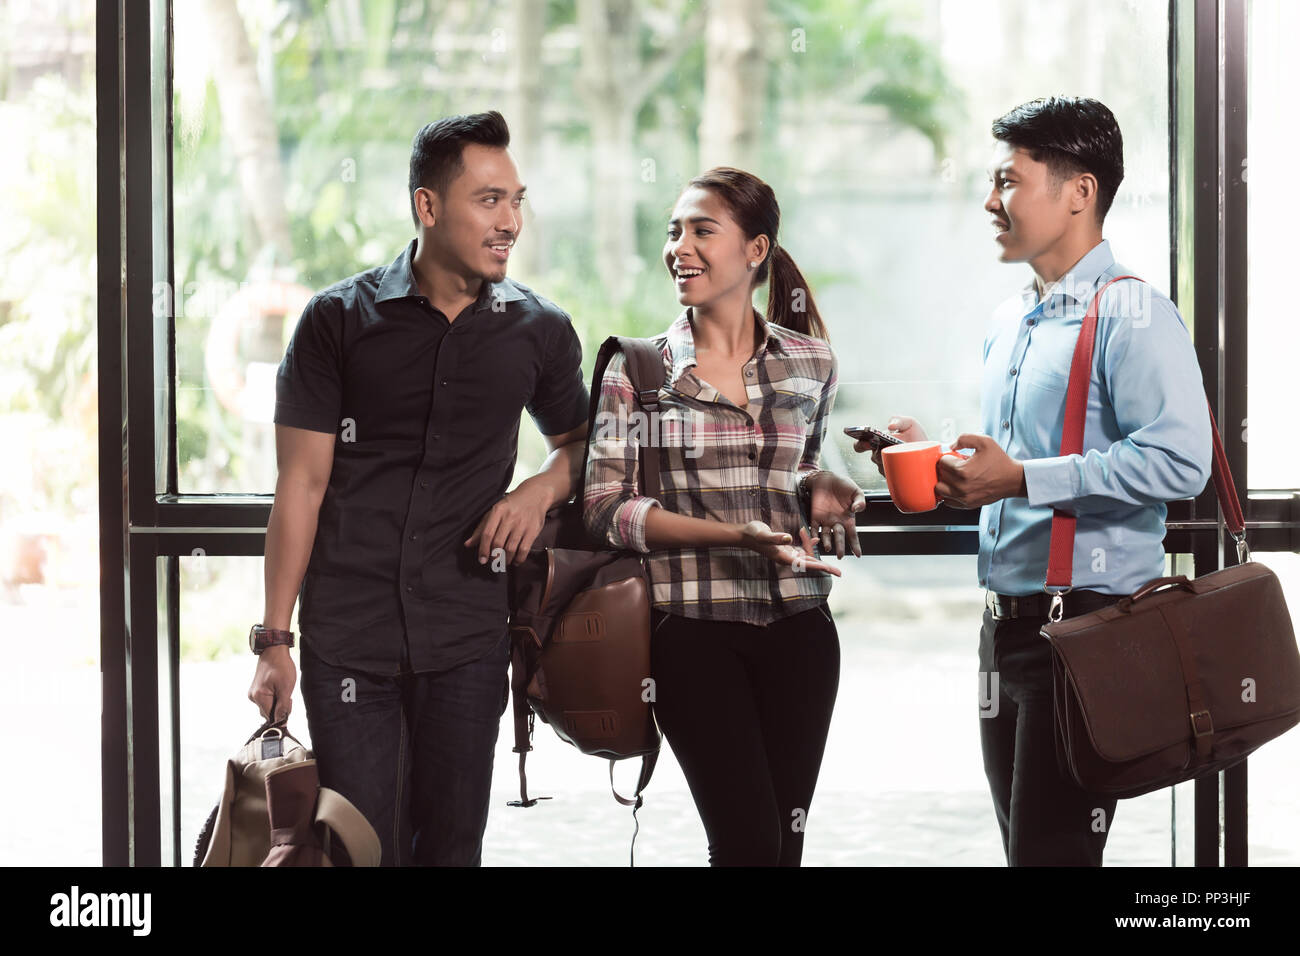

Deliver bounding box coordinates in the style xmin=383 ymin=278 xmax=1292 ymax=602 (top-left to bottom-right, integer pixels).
xmin=986 ymin=591 xmax=1014 ymax=621
xmin=1190 ymin=709 xmax=1214 ymax=738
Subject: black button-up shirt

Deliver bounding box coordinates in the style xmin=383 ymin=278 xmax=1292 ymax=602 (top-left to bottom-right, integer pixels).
xmin=274 ymin=239 xmax=589 ymax=675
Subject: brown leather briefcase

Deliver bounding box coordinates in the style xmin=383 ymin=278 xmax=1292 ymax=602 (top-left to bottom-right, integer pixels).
xmin=1043 ymin=563 xmax=1300 ymax=798
xmin=1039 ymin=277 xmax=1300 ymax=798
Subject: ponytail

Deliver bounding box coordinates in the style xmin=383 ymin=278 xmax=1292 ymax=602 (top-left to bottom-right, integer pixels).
xmin=764 ymin=244 xmax=828 ymax=341
xmin=683 ymin=166 xmax=829 ymax=341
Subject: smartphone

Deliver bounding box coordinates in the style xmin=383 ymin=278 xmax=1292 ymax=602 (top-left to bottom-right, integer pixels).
xmin=843 ymin=425 xmax=905 ymax=451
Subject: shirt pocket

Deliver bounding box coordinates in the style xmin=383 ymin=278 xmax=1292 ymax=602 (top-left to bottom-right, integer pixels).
xmin=768 ymin=375 xmax=822 ymax=424
xmin=1021 ymin=364 xmax=1069 ymax=394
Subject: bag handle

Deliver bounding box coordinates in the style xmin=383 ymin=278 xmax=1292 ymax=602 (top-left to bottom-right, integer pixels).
xmin=1117 ymin=574 xmax=1197 ymax=608
xmin=1046 ymin=276 xmax=1248 ymax=599
xmin=247 ymin=692 xmax=306 ymax=750
xmin=247 ymin=692 xmax=284 ymax=743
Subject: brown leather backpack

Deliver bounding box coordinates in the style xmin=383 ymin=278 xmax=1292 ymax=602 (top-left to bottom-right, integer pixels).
xmin=506 ymin=336 xmax=666 ymax=835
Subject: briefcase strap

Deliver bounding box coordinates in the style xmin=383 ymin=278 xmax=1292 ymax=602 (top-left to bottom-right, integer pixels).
xmin=1045 ymin=276 xmax=1248 ymax=597
xmin=1155 ymin=603 xmax=1215 ymax=758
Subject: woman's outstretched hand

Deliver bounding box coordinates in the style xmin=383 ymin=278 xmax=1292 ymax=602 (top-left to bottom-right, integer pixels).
xmin=737 ymin=521 xmax=842 ymax=577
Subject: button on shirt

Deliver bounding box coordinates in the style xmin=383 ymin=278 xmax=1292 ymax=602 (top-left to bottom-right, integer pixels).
xmin=979 ymin=239 xmax=1212 ymax=596
xmin=582 ymin=307 xmax=838 ymax=625
xmin=274 ymin=239 xmax=589 ymax=675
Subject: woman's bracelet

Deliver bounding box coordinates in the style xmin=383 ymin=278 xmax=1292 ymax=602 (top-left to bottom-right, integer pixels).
xmin=797 ymin=469 xmax=826 ymax=500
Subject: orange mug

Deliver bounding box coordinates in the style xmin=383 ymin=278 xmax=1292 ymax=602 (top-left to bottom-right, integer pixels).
xmin=881 ymin=441 xmax=970 ymax=513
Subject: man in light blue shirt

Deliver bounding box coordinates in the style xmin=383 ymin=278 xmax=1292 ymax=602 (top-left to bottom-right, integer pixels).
xmin=862 ymin=97 xmax=1211 ymax=865
xmin=970 ymin=236 xmax=1210 ymax=596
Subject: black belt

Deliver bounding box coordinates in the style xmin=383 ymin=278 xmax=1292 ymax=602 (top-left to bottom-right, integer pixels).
xmin=984 ymin=589 xmax=1117 ymax=621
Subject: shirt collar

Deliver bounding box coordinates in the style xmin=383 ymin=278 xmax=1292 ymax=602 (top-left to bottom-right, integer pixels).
xmin=376 ymin=237 xmax=527 ymax=311
xmin=1022 ymin=238 xmax=1115 ymax=307
xmin=664 ymin=306 xmax=785 ymax=386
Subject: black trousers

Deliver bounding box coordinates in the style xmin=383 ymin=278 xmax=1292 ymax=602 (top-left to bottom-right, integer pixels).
xmin=649 ymin=603 xmax=840 ymax=866
xmin=977 ymin=593 xmax=1121 ymax=866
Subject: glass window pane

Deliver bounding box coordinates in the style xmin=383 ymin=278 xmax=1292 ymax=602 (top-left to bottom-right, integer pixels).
xmin=827 ymin=0 xmax=1171 ymax=492
xmin=172 ymin=0 xmax=1173 ymax=497
xmin=1246 ymin=0 xmax=1300 ymax=490
xmin=1245 ymin=552 xmax=1300 ymax=864
xmin=0 ymin=0 xmax=100 ymax=866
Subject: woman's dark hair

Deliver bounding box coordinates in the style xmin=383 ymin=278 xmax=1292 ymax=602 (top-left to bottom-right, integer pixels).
xmin=991 ymin=96 xmax=1124 ymax=221
xmin=408 ymin=111 xmax=511 ymax=226
xmin=686 ymin=167 xmax=828 ymax=340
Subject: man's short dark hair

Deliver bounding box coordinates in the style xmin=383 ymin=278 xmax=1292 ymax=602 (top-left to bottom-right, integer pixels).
xmin=992 ymin=96 xmax=1124 ymax=221
xmin=408 ymin=111 xmax=511 ymax=225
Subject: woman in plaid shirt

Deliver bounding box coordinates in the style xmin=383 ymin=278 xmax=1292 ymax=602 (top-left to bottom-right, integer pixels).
xmin=583 ymin=167 xmax=866 ymax=866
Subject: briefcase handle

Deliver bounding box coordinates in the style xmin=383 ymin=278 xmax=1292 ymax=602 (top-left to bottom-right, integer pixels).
xmin=1115 ymin=575 xmax=1204 ymax=613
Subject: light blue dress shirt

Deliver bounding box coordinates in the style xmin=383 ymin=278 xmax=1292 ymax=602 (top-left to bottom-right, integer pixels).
xmin=977 ymin=239 xmax=1212 ymax=596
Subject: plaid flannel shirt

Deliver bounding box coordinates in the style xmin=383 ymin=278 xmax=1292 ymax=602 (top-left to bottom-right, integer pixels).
xmin=582 ymin=307 xmax=839 ymax=625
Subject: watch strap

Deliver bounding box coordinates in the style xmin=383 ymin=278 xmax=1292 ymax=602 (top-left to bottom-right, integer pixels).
xmin=250 ymin=624 xmax=295 ymax=654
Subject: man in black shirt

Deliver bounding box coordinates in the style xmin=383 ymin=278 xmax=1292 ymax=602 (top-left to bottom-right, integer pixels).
xmin=248 ymin=111 xmax=590 ymax=866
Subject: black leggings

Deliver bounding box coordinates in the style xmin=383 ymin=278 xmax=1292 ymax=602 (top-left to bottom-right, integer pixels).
xmin=650 ymin=603 xmax=840 ymax=866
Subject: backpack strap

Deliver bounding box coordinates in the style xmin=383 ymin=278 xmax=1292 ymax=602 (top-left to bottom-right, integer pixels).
xmin=506 ymin=636 xmax=550 ymax=808
xmin=609 ymin=750 xmax=659 ymax=808
xmin=610 ymin=751 xmax=660 ymax=867
xmin=613 ymin=335 xmax=668 ymax=502
xmin=571 ymin=335 xmax=668 ymax=505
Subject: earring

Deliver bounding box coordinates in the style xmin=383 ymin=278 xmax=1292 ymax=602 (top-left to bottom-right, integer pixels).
xmin=748 ymin=261 xmax=756 ymax=269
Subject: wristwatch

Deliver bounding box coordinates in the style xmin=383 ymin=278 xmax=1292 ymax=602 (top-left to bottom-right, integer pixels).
xmin=249 ymin=624 xmax=295 ymax=655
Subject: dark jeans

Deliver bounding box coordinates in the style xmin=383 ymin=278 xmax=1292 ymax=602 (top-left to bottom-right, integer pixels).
xmin=978 ymin=593 xmax=1120 ymax=866
xmin=650 ymin=603 xmax=840 ymax=866
xmin=298 ymin=631 xmax=510 ymax=866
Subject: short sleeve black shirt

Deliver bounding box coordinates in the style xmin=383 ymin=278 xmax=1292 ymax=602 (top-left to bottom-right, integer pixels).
xmin=274 ymin=239 xmax=589 ymax=675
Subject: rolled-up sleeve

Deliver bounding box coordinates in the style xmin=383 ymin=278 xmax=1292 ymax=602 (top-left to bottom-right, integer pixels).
xmin=798 ymin=346 xmax=839 ymax=479
xmin=1023 ymin=287 xmax=1212 ymax=513
xmin=581 ymin=350 xmax=662 ymax=552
